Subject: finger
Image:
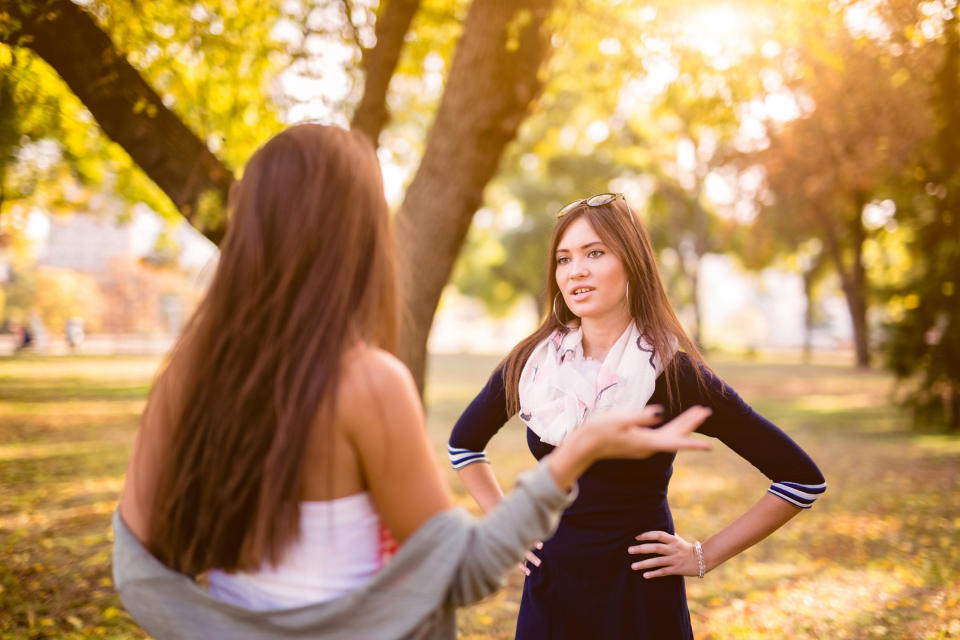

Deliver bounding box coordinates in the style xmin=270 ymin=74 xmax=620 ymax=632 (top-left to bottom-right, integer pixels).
xmin=612 ymin=405 xmax=665 ymax=427
xmin=517 ymin=561 xmax=530 ymax=576
xmin=648 ymin=407 xmax=714 ymax=453
xmin=662 ymin=435 xmax=712 ymax=452
xmin=524 ymin=550 xmax=541 ymax=567
xmin=639 ymin=404 xmax=665 ymax=423
xmin=642 ymin=567 xmax=675 ymax=579
xmin=627 ymin=542 xmax=671 ymax=555
xmin=661 ymin=406 xmax=712 ymax=436
xmin=535 ymin=541 xmax=543 ymax=550
xmin=631 ymin=557 xmax=672 ymax=571
xmin=635 ymin=530 xmax=673 ymax=543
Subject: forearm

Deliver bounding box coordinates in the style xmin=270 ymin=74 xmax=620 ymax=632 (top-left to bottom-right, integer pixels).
xmin=702 ymin=493 xmax=801 ymax=573
xmin=545 ymin=427 xmax=599 ymax=491
xmin=457 ymin=461 xmax=505 ymax=514
xmin=456 ymin=428 xmax=596 ymax=513
xmin=448 ymin=459 xmax=577 ymax=606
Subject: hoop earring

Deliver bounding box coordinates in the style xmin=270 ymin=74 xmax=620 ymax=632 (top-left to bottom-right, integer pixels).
xmin=553 ymin=292 xmax=564 ymax=324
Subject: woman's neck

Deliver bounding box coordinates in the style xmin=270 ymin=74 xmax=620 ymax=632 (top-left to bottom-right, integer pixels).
xmin=580 ymin=314 xmax=632 ymax=361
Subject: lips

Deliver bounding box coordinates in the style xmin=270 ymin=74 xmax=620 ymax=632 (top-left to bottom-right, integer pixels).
xmin=569 ymin=286 xmax=595 ymax=301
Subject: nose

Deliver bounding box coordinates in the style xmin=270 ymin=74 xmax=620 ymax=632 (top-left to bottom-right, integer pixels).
xmin=570 ymin=258 xmax=589 ymax=278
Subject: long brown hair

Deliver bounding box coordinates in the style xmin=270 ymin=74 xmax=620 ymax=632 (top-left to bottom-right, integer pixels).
xmin=503 ymin=198 xmax=707 ymax=415
xmin=147 ymin=124 xmax=397 ymax=574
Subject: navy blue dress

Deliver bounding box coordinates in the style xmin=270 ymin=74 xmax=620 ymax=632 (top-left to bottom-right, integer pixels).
xmin=448 ymin=353 xmax=825 ymax=640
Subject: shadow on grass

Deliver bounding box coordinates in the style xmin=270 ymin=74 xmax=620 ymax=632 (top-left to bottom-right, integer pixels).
xmin=0 ymin=380 xmax=151 ymax=403
xmin=0 ymin=446 xmax=131 ymax=498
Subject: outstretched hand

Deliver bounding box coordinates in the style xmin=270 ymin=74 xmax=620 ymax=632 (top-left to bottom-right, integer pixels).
xmin=581 ymin=404 xmax=712 ymax=460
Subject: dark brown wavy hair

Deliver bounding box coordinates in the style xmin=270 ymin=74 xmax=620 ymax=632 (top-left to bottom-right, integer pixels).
xmin=146 ymin=124 xmax=397 ymax=574
xmin=502 ymin=198 xmax=706 ymax=415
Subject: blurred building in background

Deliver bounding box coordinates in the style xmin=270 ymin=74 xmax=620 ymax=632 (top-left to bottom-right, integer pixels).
xmin=2 ymin=204 xmax=216 ymax=350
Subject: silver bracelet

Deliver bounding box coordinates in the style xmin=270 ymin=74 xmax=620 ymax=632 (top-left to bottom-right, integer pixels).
xmin=694 ymin=541 xmax=705 ymax=578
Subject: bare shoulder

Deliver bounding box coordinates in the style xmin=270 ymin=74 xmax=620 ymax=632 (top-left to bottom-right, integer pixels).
xmin=336 ymin=345 xmax=422 ymax=429
xmin=341 ymin=345 xmax=416 ymax=395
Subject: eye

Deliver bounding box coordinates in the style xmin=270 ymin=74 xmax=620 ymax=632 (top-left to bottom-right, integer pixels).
xmin=588 ymin=249 xmax=604 ymax=258
xmin=556 ymin=255 xmax=570 ymax=265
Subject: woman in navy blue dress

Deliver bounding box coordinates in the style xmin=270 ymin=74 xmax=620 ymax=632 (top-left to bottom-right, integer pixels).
xmin=448 ymin=194 xmax=826 ymax=639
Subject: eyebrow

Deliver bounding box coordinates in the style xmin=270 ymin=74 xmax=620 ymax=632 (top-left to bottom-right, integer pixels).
xmin=556 ymin=241 xmax=604 ymax=254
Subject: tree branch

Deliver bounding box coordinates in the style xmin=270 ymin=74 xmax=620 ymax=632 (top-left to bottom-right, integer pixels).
xmin=340 ymin=0 xmax=366 ymax=54
xmin=350 ymin=0 xmax=422 ymax=144
xmin=2 ymin=0 xmax=233 ymax=245
xmin=393 ymin=0 xmax=557 ymax=390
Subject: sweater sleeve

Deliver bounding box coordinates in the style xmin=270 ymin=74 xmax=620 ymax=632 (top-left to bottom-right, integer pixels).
xmin=674 ymin=354 xmax=827 ymax=508
xmin=447 ymin=366 xmax=511 ymax=470
xmin=446 ymin=458 xmax=577 ymax=607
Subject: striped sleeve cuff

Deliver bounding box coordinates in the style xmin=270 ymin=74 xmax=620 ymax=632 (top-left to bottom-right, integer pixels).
xmin=448 ymin=444 xmax=488 ymax=470
xmin=768 ymin=481 xmax=827 ymax=509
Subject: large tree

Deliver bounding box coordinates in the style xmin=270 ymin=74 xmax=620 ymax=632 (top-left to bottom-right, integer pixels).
xmin=885 ymin=11 xmax=960 ymax=430
xmin=753 ymin=24 xmax=931 ymax=367
xmin=2 ymin=0 xmax=557 ymax=390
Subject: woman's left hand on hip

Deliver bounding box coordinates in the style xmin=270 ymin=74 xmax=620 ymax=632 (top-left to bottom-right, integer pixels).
xmin=627 ymin=530 xmax=699 ymax=578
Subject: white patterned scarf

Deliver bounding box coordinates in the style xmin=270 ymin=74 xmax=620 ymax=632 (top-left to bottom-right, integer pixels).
xmin=518 ymin=322 xmax=674 ymax=446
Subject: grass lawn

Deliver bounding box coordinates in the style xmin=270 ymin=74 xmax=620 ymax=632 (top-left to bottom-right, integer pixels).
xmin=1 ymin=353 xmax=958 ymax=639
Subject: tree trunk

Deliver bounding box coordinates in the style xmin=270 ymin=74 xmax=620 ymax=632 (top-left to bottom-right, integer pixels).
xmin=691 ymin=197 xmax=709 ymax=352
xmin=819 ymin=205 xmax=870 ymax=368
xmin=802 ymin=268 xmax=815 ymax=364
xmin=688 ymin=260 xmax=702 ymax=349
xmin=950 ymin=383 xmax=960 ymax=431
xmin=393 ymin=0 xmax=556 ymax=391
xmin=3 ymin=0 xmax=233 ymax=244
xmin=846 ymin=205 xmax=870 ymax=368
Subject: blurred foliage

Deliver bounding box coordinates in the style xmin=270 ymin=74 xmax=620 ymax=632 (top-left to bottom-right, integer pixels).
xmin=884 ymin=10 xmax=960 ymax=430
xmin=749 ymin=2 xmax=935 ymax=367
xmin=454 ymin=0 xmax=799 ymax=341
xmin=29 ymin=267 xmax=103 ymax=335
xmin=1 ymin=261 xmax=35 ymax=326
xmin=2 ymin=0 xmax=959 ymax=425
xmin=0 ymin=0 xmax=288 ymax=229
xmin=1 ymin=353 xmax=958 ymax=637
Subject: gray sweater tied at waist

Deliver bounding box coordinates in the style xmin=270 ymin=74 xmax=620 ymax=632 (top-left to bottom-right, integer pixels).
xmin=112 ymin=459 xmax=576 ymax=639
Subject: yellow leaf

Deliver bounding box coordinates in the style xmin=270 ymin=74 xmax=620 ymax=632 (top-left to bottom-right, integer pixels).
xmin=103 ymin=606 xmax=120 ymax=619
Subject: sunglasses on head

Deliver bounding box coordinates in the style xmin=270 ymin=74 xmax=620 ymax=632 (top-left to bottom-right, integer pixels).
xmin=556 ymin=192 xmax=625 ymax=218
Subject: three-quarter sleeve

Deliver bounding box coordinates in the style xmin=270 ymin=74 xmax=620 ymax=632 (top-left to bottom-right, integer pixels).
xmin=448 ymin=366 xmax=512 ymax=470
xmin=673 ymin=354 xmax=826 ymax=508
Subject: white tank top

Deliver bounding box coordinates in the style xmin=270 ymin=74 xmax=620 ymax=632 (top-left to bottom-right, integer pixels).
xmin=207 ymin=491 xmax=388 ymax=610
